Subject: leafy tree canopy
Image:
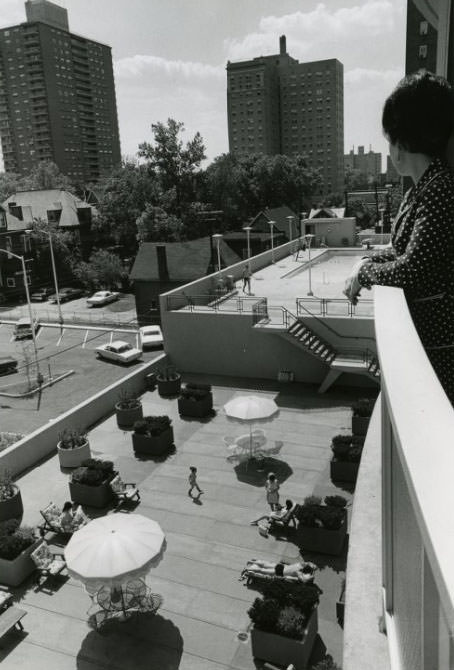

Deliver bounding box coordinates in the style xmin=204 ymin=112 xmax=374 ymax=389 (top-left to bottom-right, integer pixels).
xmin=72 ymin=249 xmax=125 ymax=291
xmin=136 ymin=205 xmax=183 ymax=244
xmin=0 ymin=161 xmax=73 ymax=202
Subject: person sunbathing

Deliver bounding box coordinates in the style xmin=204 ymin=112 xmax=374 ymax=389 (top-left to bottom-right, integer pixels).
xmin=250 ymin=499 xmax=296 ymax=527
xmin=241 ymin=559 xmax=316 ymax=582
xmin=59 ymin=501 xmax=75 ymax=532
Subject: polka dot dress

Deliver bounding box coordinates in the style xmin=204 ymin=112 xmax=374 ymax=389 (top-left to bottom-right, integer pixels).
xmin=358 ymin=158 xmax=454 ymax=403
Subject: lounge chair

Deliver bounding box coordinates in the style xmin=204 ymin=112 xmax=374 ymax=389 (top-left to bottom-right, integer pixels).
xmin=30 ymin=542 xmax=66 ymax=586
xmin=110 ymin=474 xmax=140 ymax=506
xmin=39 ymin=502 xmax=90 ymax=536
xmin=239 ymin=559 xmax=317 ymax=586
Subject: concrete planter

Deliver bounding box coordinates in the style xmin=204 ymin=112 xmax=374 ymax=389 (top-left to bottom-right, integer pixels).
xmin=297 ymin=511 xmax=347 ymax=555
xmin=250 ymin=607 xmax=318 ymax=670
xmin=57 ymin=439 xmax=91 ymax=469
xmin=69 ymin=477 xmax=115 ymax=508
xmin=132 ymin=426 xmax=174 ymax=456
xmin=178 ymin=394 xmax=213 ymax=418
xmin=0 ymin=485 xmax=23 ymax=522
xmin=352 ymin=415 xmax=371 ymax=436
xmin=115 ymin=402 xmax=143 ymax=428
xmin=330 ymin=457 xmax=359 ymax=483
xmin=157 ymin=374 xmax=181 ymax=396
xmin=0 ymin=538 xmax=42 ymax=586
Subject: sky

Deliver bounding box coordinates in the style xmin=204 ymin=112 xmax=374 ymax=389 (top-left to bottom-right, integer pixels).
xmin=0 ymin=0 xmax=407 ymax=172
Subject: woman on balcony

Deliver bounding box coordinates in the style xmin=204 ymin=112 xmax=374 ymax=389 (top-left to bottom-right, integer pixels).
xmin=344 ymin=71 xmax=454 ymax=403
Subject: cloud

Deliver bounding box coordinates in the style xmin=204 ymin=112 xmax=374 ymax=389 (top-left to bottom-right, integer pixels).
xmin=115 ymin=54 xmax=223 ymax=81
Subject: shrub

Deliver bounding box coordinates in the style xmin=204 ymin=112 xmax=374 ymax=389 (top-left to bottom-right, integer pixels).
xmin=180 ymin=384 xmax=212 ymax=401
xmin=331 ymin=442 xmax=351 ymax=461
xmin=348 ymin=445 xmax=363 ymax=462
xmin=262 ymin=581 xmax=321 ymax=618
xmin=71 ymin=459 xmax=114 ymax=486
xmin=295 ymin=505 xmax=319 ymax=527
xmin=0 ymin=432 xmax=23 ymax=454
xmin=185 ymin=383 xmax=211 ymax=392
xmin=277 ymin=606 xmax=306 ymax=639
xmin=331 ymin=434 xmax=352 ymax=446
xmin=0 ymin=470 xmax=15 ymax=501
xmin=296 ymin=496 xmax=347 ymax=530
xmin=317 ymin=506 xmax=345 ymax=530
xmin=324 ymin=495 xmax=347 ymax=508
xmin=352 ymin=398 xmax=375 ymax=417
xmin=133 ymin=415 xmax=171 ymax=436
xmin=248 ymin=596 xmax=281 ymax=632
xmin=58 ymin=427 xmax=87 ymax=450
xmin=303 ymin=495 xmax=322 ymax=507
xmin=351 ymin=435 xmax=365 ymax=447
xmin=0 ymin=519 xmax=36 ymax=560
xmin=116 ymin=390 xmax=141 ymax=410
xmin=157 ymin=366 xmax=179 ymax=381
xmin=249 ymin=582 xmax=320 ymax=639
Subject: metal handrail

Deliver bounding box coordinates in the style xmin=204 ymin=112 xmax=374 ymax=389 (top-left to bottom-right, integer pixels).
xmin=295 ymin=301 xmax=376 ymax=344
xmin=296 ymin=296 xmax=374 ymax=317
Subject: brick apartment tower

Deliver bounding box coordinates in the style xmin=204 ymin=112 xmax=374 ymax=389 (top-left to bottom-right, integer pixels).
xmin=226 ymin=35 xmax=344 ymax=195
xmin=0 ymin=0 xmax=121 ymax=182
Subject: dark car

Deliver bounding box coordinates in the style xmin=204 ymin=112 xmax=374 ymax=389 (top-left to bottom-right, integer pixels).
xmin=31 ymin=287 xmax=54 ymax=302
xmin=0 ymin=356 xmax=18 ymax=376
xmin=49 ymin=287 xmax=84 ymax=303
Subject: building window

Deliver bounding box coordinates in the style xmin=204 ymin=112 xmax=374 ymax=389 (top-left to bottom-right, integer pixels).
xmin=419 ymin=20 xmax=428 ymax=35
xmin=6 ymin=277 xmax=15 ymax=288
xmin=419 ymin=45 xmax=428 ymax=58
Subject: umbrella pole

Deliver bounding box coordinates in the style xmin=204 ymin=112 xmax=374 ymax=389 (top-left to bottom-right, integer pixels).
xmin=249 ymin=424 xmax=253 ymax=460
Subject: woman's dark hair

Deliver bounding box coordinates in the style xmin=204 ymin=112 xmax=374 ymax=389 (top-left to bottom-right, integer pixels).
xmin=382 ymin=70 xmax=454 ymax=156
xmin=267 ymin=473 xmax=275 ymax=481
xmin=274 ymin=562 xmax=284 ymax=577
xmin=62 ymin=501 xmax=73 ymax=512
xmin=285 ymin=499 xmax=293 ymax=509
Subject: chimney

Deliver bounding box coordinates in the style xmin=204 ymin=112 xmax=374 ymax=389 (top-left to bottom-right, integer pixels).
xmin=156 ymin=245 xmax=169 ymax=280
xmin=279 ymin=35 xmax=286 ymax=55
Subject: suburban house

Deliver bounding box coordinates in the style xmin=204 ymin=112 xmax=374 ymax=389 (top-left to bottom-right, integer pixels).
xmin=0 ymin=204 xmax=36 ymax=301
xmin=305 ymin=207 xmax=357 ymax=247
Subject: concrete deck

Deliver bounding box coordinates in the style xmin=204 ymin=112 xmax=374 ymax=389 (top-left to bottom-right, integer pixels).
xmin=0 ymin=377 xmax=366 ymax=669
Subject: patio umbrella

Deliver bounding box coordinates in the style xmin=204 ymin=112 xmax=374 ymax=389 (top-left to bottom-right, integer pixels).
xmin=224 ymin=395 xmax=279 ymax=459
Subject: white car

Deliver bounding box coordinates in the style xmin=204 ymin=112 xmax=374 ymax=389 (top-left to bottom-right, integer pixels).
xmin=139 ymin=325 xmax=164 ymax=349
xmin=96 ymin=340 xmax=142 ymax=364
xmin=87 ymin=290 xmax=120 ymax=307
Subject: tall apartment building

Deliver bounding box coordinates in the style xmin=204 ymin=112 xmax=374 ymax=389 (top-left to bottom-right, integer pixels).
xmin=226 ymin=36 xmax=344 ymax=195
xmin=405 ymin=0 xmax=454 ymax=81
xmin=0 ymin=0 xmax=121 ymax=182
xmin=344 ymin=145 xmax=382 ymax=182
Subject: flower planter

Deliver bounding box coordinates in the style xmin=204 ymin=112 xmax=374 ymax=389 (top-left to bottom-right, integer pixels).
xmin=352 ymin=415 xmax=371 ymax=436
xmin=297 ymin=511 xmax=347 ymax=555
xmin=250 ymin=607 xmax=318 ymax=670
xmin=57 ymin=439 xmax=91 ymax=469
xmin=330 ymin=457 xmax=360 ymax=483
xmin=132 ymin=426 xmax=174 ymax=456
xmin=0 ymin=485 xmax=23 ymax=522
xmin=115 ymin=402 xmax=143 ymax=428
xmin=157 ymin=374 xmax=181 ymax=396
xmin=178 ymin=394 xmax=213 ymax=418
xmin=69 ymin=478 xmax=115 ymax=508
xmin=0 ymin=538 xmax=42 ymax=587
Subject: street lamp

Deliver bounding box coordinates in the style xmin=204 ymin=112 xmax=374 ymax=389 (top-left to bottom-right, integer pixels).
xmin=212 ymin=233 xmax=223 ymax=272
xmin=304 ymin=233 xmax=315 ymax=296
xmin=378 ymin=208 xmax=385 ymax=245
xmin=268 ymin=220 xmax=276 ymax=263
xmin=0 ymin=248 xmax=41 ymax=380
xmin=25 ymin=227 xmax=63 ymax=325
xmin=286 ymin=215 xmax=294 ymax=241
xmin=243 ymin=226 xmax=252 ymax=259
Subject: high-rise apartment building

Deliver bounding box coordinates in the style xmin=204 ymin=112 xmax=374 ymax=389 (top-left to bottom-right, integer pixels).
xmin=0 ymin=0 xmax=121 ymax=182
xmin=344 ymin=145 xmax=382 ymax=181
xmin=226 ymin=36 xmax=344 ymax=195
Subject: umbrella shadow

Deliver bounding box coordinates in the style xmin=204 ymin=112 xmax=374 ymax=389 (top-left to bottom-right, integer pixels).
xmin=233 ymin=457 xmax=293 ymax=487
xmin=77 ymin=612 xmax=183 ymax=669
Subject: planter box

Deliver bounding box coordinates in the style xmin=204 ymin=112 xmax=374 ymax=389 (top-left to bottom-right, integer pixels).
xmin=250 ymin=607 xmax=318 ymax=670
xmin=132 ymin=426 xmax=174 ymax=456
xmin=115 ymin=402 xmax=143 ymax=428
xmin=330 ymin=458 xmax=360 ymax=483
xmin=0 ymin=485 xmax=23 ymax=522
xmin=0 ymin=538 xmax=42 ymax=587
xmin=178 ymin=394 xmax=213 ymax=418
xmin=336 ymin=580 xmax=346 ymax=627
xmin=57 ymin=439 xmax=91 ymax=469
xmin=157 ymin=375 xmax=181 ymax=396
xmin=352 ymin=415 xmax=371 ymax=436
xmin=69 ymin=477 xmax=115 ymax=508
xmin=297 ymin=512 xmax=347 ymax=556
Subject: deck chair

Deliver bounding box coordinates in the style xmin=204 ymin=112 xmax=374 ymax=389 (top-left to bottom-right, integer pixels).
xmin=31 ymin=542 xmax=66 ymax=586
xmin=110 ymin=474 xmax=141 ymax=506
xmin=268 ymin=503 xmax=299 ymax=532
xmin=39 ymin=502 xmax=89 ymax=536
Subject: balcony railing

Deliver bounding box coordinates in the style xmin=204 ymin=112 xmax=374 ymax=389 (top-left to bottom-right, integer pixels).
xmin=296 ymin=296 xmax=374 ymax=317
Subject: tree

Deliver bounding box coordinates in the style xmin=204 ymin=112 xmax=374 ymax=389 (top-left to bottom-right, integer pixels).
xmin=0 ymin=161 xmax=73 ymax=203
xmin=344 ymin=167 xmax=372 ymax=191
xmin=138 ymin=119 xmax=206 ymax=216
xmin=136 ymin=205 xmax=183 ymax=244
xmin=72 ymin=249 xmax=125 ymax=291
xmin=0 ymin=172 xmax=23 ymax=202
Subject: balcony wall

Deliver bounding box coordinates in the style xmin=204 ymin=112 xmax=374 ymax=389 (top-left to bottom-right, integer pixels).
xmin=344 ymin=286 xmax=454 ymax=669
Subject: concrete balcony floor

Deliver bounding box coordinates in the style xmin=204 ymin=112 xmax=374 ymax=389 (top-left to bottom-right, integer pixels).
xmin=2 ymin=377 xmax=367 ymax=670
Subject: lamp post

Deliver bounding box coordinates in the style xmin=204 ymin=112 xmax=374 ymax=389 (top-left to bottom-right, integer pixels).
xmin=286 ymin=215 xmax=294 ymax=241
xmin=268 ymin=220 xmax=275 ymax=263
xmin=379 ymin=208 xmax=385 ymax=245
xmin=212 ymin=233 xmax=223 ymax=272
xmin=25 ymin=227 xmax=63 ymax=325
xmin=244 ymin=226 xmax=252 ymax=259
xmin=304 ymin=233 xmax=315 ymax=296
xmin=0 ymin=248 xmax=41 ymax=380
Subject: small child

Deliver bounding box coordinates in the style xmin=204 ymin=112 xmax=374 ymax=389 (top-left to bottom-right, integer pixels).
xmin=188 ymin=466 xmax=203 ymax=496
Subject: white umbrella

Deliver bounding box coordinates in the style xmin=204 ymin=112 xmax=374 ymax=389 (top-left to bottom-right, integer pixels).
xmin=224 ymin=395 xmax=279 ymax=459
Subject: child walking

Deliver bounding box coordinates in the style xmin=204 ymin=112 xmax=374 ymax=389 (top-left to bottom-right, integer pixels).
xmin=188 ymin=466 xmax=204 ymax=496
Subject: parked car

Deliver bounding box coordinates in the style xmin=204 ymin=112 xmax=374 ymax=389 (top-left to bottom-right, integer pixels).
xmin=139 ymin=325 xmax=164 ymax=349
xmin=31 ymin=287 xmax=54 ymax=302
xmin=96 ymin=340 xmax=142 ymax=365
xmin=49 ymin=287 xmax=84 ymax=303
xmin=0 ymin=356 xmax=18 ymax=376
xmin=86 ymin=290 xmax=120 ymax=307
xmin=14 ymin=316 xmax=40 ymax=340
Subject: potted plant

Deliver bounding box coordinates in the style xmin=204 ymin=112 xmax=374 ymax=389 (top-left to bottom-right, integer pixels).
xmin=249 ymin=580 xmax=320 ymax=670
xmin=156 ymin=365 xmax=181 ymax=396
xmin=0 ymin=518 xmax=41 ymax=586
xmin=132 ymin=416 xmax=174 ymax=456
xmin=0 ymin=470 xmax=23 ymax=522
xmin=57 ymin=428 xmax=91 ymax=468
xmin=330 ymin=434 xmax=364 ymax=483
xmin=69 ymin=458 xmax=116 ymax=508
xmin=115 ymin=390 xmax=143 ymax=428
xmin=351 ymin=398 xmax=375 ymax=436
xmin=295 ymin=495 xmax=348 ymax=556
xmin=178 ymin=383 xmax=213 ymax=418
